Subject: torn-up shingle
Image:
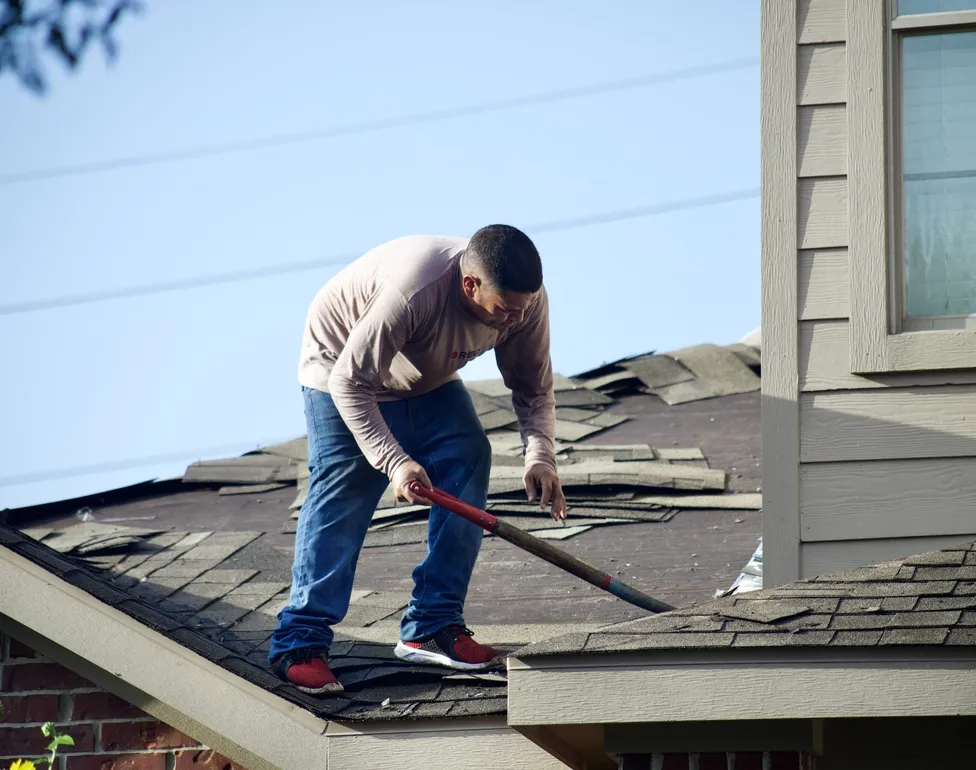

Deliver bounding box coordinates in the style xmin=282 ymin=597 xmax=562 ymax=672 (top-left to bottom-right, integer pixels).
xmin=36 ymin=523 xmax=164 ymax=556
xmin=526 ymin=524 xmax=594 ymax=541
xmin=717 ymin=600 xmax=811 ymax=624
xmin=664 ymin=344 xmax=761 ymax=400
xmin=363 ymin=522 xmax=429 ymax=548
xmin=182 ymin=454 xmax=300 ymax=485
xmin=250 ymin=437 xmax=309 ymax=462
xmin=516 ymin=539 xmax=976 ymax=659
xmin=630 ymin=493 xmax=761 ymax=510
xmin=218 ymin=483 xmax=288 ymax=496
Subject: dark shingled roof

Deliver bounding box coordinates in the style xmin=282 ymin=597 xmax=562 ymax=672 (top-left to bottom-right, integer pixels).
xmin=515 ymin=541 xmax=976 ymax=657
xmin=1 ymin=338 xmax=767 ymax=723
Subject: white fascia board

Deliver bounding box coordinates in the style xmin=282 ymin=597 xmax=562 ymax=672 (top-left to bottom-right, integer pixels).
xmin=506 ymin=650 xmax=976 ymax=726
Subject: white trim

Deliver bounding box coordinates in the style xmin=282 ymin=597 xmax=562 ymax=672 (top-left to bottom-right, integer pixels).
xmin=507 ymin=650 xmax=976 ymax=726
xmin=759 ymin=0 xmax=801 ymax=586
xmin=891 ymin=9 xmax=976 ymax=29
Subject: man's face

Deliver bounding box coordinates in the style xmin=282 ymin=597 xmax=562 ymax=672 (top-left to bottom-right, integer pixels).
xmin=462 ymin=274 xmax=533 ymax=330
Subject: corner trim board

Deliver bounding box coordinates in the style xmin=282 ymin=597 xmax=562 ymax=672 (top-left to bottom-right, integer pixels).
xmin=760 ymin=0 xmax=801 ymax=585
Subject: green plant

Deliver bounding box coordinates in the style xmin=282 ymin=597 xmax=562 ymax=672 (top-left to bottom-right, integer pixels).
xmin=3 ymin=722 xmax=74 ymax=770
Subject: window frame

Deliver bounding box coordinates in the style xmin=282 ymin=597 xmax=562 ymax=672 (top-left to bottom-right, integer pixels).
xmin=847 ymin=0 xmax=976 ymax=373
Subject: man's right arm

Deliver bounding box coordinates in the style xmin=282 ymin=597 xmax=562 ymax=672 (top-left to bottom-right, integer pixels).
xmin=326 ymin=289 xmax=417 ymax=481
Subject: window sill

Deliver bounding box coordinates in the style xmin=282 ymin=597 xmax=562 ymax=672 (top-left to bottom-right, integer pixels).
xmin=851 ymin=328 xmax=976 ymax=374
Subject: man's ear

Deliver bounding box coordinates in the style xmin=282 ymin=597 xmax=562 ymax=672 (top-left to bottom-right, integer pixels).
xmin=461 ymin=273 xmax=481 ymax=297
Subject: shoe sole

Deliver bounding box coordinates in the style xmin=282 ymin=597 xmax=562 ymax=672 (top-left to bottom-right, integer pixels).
xmin=394 ymin=641 xmax=502 ymax=671
xmin=294 ymin=681 xmax=345 ymax=695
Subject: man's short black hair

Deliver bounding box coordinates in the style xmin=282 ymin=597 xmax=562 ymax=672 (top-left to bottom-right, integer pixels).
xmin=464 ymin=224 xmax=543 ymax=293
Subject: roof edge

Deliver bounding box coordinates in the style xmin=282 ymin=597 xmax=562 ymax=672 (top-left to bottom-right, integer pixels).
xmin=0 ymin=544 xmax=328 ymax=769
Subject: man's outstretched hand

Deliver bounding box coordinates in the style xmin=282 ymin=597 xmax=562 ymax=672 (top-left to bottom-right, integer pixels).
xmin=392 ymin=460 xmax=434 ymax=505
xmin=524 ymin=464 xmax=567 ymax=522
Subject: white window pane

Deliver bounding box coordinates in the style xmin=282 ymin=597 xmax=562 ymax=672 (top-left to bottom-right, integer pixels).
xmin=902 ymin=31 xmax=976 ymax=317
xmin=899 ymin=0 xmax=976 ymax=13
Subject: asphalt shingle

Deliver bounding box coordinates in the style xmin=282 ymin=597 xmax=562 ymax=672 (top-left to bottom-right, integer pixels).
xmin=517 ymin=540 xmax=976 ymax=657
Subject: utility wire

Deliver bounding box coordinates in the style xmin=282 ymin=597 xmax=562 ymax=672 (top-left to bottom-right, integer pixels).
xmin=0 ymin=439 xmax=291 ymax=489
xmin=0 ymin=56 xmax=759 ymax=186
xmin=0 ymin=187 xmax=760 ymax=317
xmin=2 ymin=186 xmax=761 ymax=489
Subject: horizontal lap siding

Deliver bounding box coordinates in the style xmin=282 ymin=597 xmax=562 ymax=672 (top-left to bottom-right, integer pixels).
xmin=793 ymin=0 xmax=976 ymax=572
xmin=801 ymin=533 xmax=976 ymax=575
xmin=799 ymin=249 xmax=848 ymax=320
xmin=801 ymin=457 xmax=976 ymax=540
xmin=800 ymin=385 xmax=976 ymax=462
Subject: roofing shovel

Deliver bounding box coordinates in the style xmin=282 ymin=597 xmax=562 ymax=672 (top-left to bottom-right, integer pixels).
xmin=408 ymin=481 xmax=676 ymax=614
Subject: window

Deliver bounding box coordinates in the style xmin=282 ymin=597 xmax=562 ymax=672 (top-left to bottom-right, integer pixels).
xmin=896 ymin=1 xmax=976 ymax=327
xmin=847 ymin=0 xmax=976 ymax=372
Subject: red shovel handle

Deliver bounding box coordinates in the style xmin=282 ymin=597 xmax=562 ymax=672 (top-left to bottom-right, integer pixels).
xmin=407 ymin=480 xmax=675 ymax=614
xmin=408 ymin=481 xmax=499 ymax=531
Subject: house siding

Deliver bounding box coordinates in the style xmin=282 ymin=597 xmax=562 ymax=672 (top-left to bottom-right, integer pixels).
xmin=0 ymin=633 xmax=246 ymax=770
xmin=769 ymin=0 xmax=976 ymax=578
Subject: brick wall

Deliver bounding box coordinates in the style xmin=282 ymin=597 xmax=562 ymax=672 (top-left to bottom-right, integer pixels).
xmin=618 ymin=752 xmax=816 ymax=770
xmin=0 ymin=633 xmax=246 ymax=770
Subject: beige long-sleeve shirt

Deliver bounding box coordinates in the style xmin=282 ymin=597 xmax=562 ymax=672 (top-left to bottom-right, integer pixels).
xmin=298 ymin=234 xmax=556 ymax=479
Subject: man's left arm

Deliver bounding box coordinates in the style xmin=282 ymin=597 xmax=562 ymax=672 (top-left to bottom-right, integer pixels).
xmin=494 ymin=285 xmax=567 ymax=521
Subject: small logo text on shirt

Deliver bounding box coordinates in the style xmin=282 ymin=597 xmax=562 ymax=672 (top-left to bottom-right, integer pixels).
xmin=450 ymin=349 xmax=483 ymax=362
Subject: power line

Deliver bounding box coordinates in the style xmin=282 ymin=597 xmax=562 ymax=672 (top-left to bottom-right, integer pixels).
xmin=0 ymin=56 xmax=759 ymax=186
xmin=1 ymin=187 xmax=762 ymax=489
xmin=0 ymin=439 xmax=291 ymax=489
xmin=0 ymin=187 xmax=760 ymax=317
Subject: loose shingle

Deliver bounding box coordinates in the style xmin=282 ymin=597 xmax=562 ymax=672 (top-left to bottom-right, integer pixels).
xmin=880 ymin=597 xmax=918 ymax=611
xmin=585 ymin=633 xmax=735 ymax=652
xmin=947 ymin=629 xmax=976 ymax=645
xmin=829 ymin=614 xmax=892 ymax=631
xmin=913 ymin=566 xmax=976 ymax=581
xmin=717 ymin=600 xmax=811 ymax=624
xmin=168 ymin=627 xmax=235 ymax=661
xmin=605 ymin=615 xmax=727 ymax=634
xmin=811 ymin=562 xmax=904 ymax=582
xmin=116 ymin=601 xmax=184 ymax=632
xmin=446 ymin=697 xmax=508 ymax=717
xmin=407 ymin=702 xmax=455 ymax=718
xmin=732 ymin=631 xmax=835 ymax=647
xmin=836 ymin=599 xmax=885 ymax=614
xmin=904 ymin=550 xmax=968 ymax=567
xmin=847 ymin=581 xmax=956 ymax=597
xmin=879 ymin=628 xmax=949 ymax=645
xmin=830 ymin=630 xmax=884 ymax=646
xmin=513 ymin=632 xmax=591 ymax=657
xmin=218 ymin=483 xmax=288 ymax=496
xmin=180 ymin=532 xmax=261 ymax=562
xmin=192 ymin=569 xmax=261 ymax=585
xmin=888 ymin=610 xmax=962 ymax=628
xmin=221 ymin=657 xmax=288 ymax=691
xmin=915 ymin=596 xmax=976 ymax=611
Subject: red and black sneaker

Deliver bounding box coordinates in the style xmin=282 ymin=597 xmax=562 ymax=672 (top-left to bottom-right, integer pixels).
xmin=272 ymin=649 xmax=344 ymax=695
xmin=394 ymin=626 xmax=503 ymax=671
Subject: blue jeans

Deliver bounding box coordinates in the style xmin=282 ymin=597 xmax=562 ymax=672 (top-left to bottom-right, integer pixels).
xmin=268 ymin=379 xmax=491 ymax=664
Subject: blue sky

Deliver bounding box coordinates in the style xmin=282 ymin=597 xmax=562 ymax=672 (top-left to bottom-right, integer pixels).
xmin=0 ymin=1 xmax=760 ymax=509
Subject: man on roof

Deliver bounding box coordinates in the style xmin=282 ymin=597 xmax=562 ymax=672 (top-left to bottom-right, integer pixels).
xmin=268 ymin=225 xmax=566 ymax=695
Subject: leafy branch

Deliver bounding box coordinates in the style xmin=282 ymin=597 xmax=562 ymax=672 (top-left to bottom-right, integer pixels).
xmin=0 ymin=0 xmax=141 ymax=95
